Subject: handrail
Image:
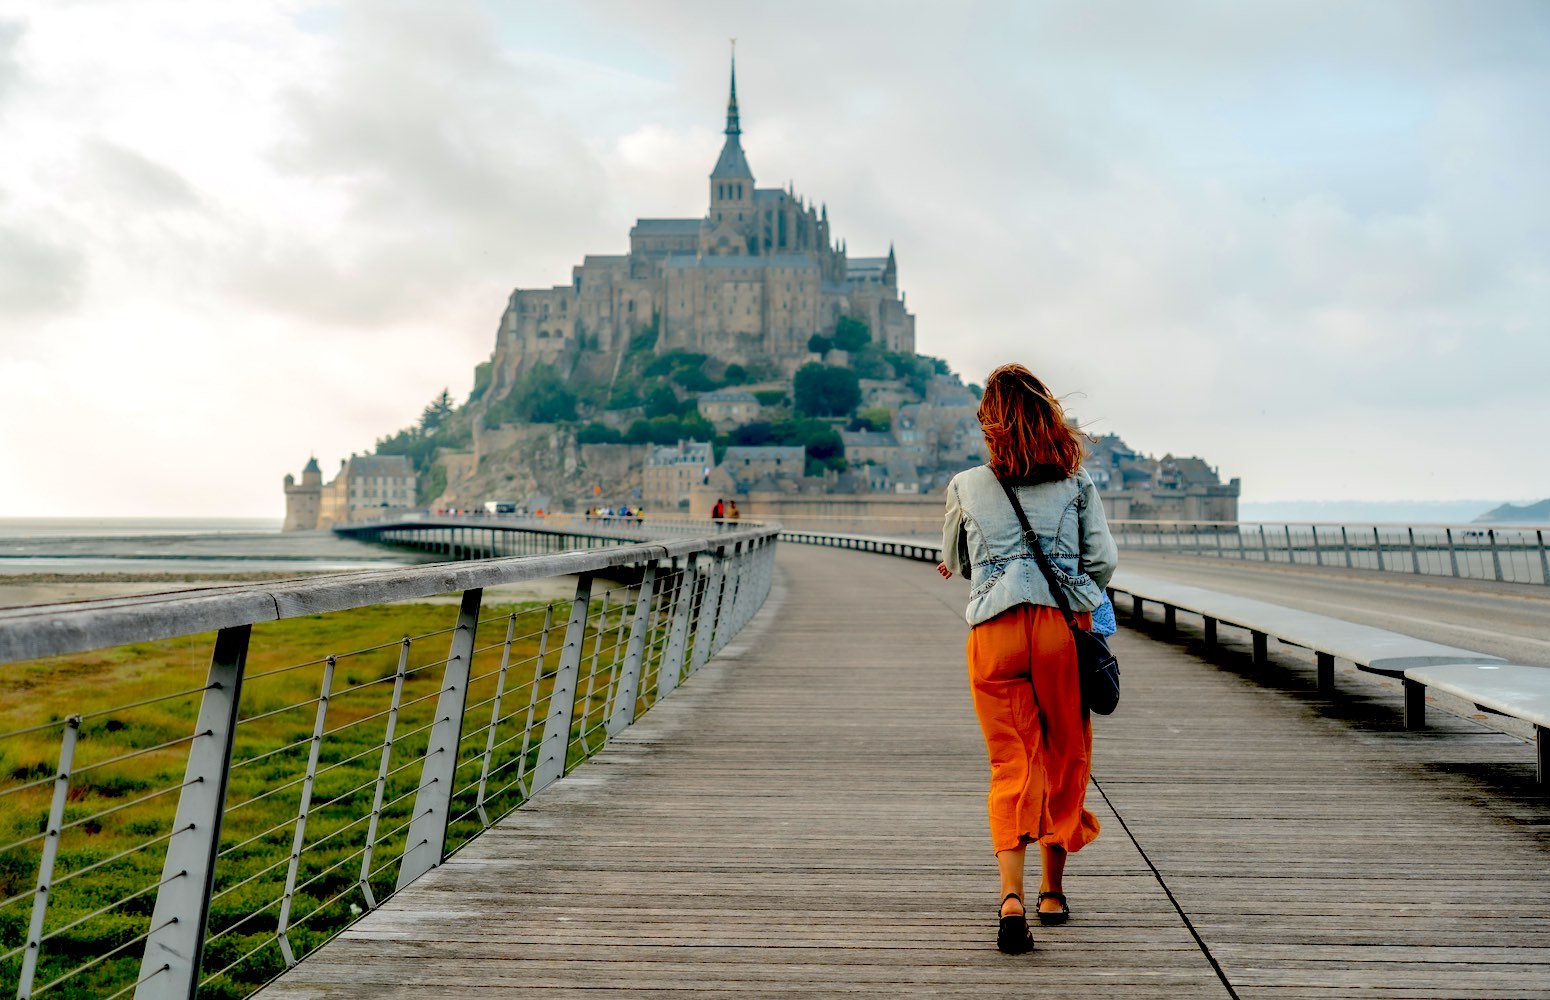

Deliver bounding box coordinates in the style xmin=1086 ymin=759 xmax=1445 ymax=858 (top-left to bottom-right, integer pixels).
xmin=1109 ymin=519 xmax=1550 ymax=587
xmin=0 ymin=520 xmax=778 ymax=1000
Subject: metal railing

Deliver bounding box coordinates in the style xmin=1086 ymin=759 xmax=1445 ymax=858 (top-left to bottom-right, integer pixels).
xmin=0 ymin=523 xmax=776 ymax=1000
xmin=1111 ymin=520 xmax=1550 ymax=586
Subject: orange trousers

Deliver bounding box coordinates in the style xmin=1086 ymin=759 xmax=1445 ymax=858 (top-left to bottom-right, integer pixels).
xmin=966 ymin=603 xmax=1101 ymax=856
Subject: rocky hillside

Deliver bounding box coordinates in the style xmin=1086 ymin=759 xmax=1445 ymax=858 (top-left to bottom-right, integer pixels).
xmin=1474 ymin=498 xmax=1550 ymax=523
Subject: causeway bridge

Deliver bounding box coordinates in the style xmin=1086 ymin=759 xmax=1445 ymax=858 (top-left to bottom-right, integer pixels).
xmin=2 ymin=516 xmax=1548 ymax=998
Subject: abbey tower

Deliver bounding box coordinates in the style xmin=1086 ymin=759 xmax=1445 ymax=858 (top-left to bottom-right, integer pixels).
xmin=486 ymin=55 xmax=916 ymax=399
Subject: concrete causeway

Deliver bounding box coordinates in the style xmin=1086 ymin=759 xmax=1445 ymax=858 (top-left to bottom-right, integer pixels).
xmin=255 ymin=543 xmax=1550 ymax=999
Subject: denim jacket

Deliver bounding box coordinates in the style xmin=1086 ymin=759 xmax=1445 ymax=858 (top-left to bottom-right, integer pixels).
xmin=942 ymin=465 xmax=1118 ymax=627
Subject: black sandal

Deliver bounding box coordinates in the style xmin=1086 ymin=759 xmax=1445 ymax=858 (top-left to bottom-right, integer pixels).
xmin=1037 ymin=890 xmax=1070 ymax=926
xmin=997 ymin=892 xmax=1034 ymax=954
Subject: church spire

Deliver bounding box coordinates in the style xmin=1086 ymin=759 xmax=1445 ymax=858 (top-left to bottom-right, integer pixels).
xmin=710 ymin=42 xmax=753 ymax=182
xmin=725 ymin=42 xmax=741 ymax=137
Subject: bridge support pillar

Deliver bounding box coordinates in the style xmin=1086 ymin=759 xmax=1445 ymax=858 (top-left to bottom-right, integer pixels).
xmin=1317 ymin=652 xmax=1335 ymax=694
xmin=1403 ymin=678 xmax=1426 ymax=730
xmin=1537 ymin=726 xmax=1547 ymax=786
xmin=1252 ymin=631 xmax=1268 ymax=668
xmin=1204 ymin=617 xmax=1217 ymax=647
xmin=1163 ymin=605 xmax=1176 ymax=632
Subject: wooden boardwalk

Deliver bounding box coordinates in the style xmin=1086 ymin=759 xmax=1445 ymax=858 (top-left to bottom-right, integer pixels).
xmin=257 ymin=545 xmax=1550 ymax=999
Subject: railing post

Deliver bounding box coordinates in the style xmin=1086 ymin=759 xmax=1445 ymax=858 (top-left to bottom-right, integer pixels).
xmin=136 ymin=624 xmax=251 ymax=1000
xmin=713 ymin=542 xmax=742 ymax=656
xmin=1409 ymin=527 xmax=1422 ymax=575
xmin=1538 ymin=530 xmax=1549 ymax=587
xmin=1258 ymin=524 xmax=1268 ymax=561
xmin=277 ymin=655 xmax=337 ymax=966
xmin=1342 ymin=526 xmax=1353 ymax=568
xmin=1311 ymin=525 xmax=1322 ymax=566
xmin=1447 ymin=528 xmax=1460 ymax=578
xmin=530 ymin=574 xmax=594 ymax=795
xmin=1284 ymin=524 xmax=1294 ymax=564
xmin=1236 ymin=526 xmax=1246 ymax=560
xmin=690 ymin=547 xmax=726 ymax=674
xmin=17 ymin=716 xmax=80 ymax=1000
xmin=512 ymin=606 xmax=554 ymax=798
xmin=576 ymin=593 xmax=611 ymax=754
xmin=657 ymin=558 xmax=700 ymax=700
xmin=396 ymin=588 xmax=483 ymax=890
xmin=476 ymin=615 xmax=518 ymax=828
xmin=1373 ymin=526 xmax=1385 ymax=571
xmin=359 ymin=638 xmax=410 ymax=909
xmin=608 ymin=562 xmax=659 ymax=736
xmin=1488 ymin=529 xmax=1504 ymax=582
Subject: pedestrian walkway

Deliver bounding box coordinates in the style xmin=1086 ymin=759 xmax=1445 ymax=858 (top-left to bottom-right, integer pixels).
xmin=256 ymin=544 xmax=1550 ymax=999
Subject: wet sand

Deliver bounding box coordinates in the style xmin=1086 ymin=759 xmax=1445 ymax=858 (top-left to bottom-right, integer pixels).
xmin=0 ymin=530 xmax=588 ymax=609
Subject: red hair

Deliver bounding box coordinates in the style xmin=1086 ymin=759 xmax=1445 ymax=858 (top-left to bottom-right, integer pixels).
xmin=977 ymin=364 xmax=1085 ymax=483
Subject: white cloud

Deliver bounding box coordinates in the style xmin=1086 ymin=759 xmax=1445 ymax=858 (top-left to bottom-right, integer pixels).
xmin=0 ymin=0 xmax=1546 ymax=515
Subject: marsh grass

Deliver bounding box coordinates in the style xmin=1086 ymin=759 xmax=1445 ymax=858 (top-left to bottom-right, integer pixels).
xmin=0 ymin=572 xmax=687 ymax=999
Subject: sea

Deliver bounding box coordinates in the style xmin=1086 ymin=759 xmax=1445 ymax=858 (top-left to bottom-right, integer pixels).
xmin=0 ymin=517 xmax=436 ymax=577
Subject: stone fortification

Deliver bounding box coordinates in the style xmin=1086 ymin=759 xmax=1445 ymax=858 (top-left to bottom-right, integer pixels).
xmin=484 ymin=55 xmax=915 ymax=405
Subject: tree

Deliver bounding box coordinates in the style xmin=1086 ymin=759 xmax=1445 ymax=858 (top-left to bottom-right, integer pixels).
xmin=833 ymin=316 xmax=870 ymax=352
xmin=722 ymin=363 xmax=749 ymax=385
xmin=807 ymin=333 xmax=832 ymax=355
xmin=793 ymin=363 xmax=861 ymax=418
xmin=421 ymin=388 xmax=455 ymax=431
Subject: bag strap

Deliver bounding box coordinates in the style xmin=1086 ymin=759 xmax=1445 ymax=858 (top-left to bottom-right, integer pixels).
xmin=994 ymin=474 xmax=1080 ymax=631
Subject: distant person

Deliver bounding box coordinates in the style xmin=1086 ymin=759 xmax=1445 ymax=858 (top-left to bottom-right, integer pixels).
xmin=712 ymin=498 xmax=725 ymax=520
xmin=726 ymin=500 xmax=741 ymax=520
xmin=935 ymin=363 xmax=1117 ymax=955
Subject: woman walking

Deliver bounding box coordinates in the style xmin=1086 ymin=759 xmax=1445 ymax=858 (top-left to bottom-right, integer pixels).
xmin=936 ymin=363 xmax=1118 ymax=954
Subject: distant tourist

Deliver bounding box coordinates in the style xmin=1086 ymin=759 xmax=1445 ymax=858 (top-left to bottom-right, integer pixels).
xmin=726 ymin=500 xmax=740 ymax=520
xmin=712 ymin=498 xmax=725 ymax=520
xmin=935 ymin=363 xmax=1118 ymax=954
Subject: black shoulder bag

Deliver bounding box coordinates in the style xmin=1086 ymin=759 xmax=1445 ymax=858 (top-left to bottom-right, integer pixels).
xmin=994 ymin=476 xmax=1121 ymax=716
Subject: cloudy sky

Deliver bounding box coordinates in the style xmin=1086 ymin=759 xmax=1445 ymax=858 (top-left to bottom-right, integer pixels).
xmin=1 ymin=1 xmax=1546 ymax=518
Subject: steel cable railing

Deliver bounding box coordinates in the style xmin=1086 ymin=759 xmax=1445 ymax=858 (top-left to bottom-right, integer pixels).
xmin=0 ymin=522 xmax=776 ymax=1000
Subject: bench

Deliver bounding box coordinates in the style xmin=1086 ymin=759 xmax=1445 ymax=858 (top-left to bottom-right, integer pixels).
xmin=1107 ymin=572 xmax=1505 ymax=729
xmin=1403 ymin=663 xmax=1550 ymax=784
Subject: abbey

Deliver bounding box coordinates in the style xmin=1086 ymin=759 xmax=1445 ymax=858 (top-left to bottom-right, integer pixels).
xmin=488 ymin=57 xmax=916 ymax=397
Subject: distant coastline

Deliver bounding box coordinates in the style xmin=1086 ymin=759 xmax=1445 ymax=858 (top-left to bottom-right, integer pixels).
xmin=0 ymin=517 xmax=283 ymax=540
xmin=1237 ymin=500 xmax=1519 ymax=525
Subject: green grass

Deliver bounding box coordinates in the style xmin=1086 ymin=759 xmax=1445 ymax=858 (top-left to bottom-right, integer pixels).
xmin=0 ymin=579 xmax=691 ymax=999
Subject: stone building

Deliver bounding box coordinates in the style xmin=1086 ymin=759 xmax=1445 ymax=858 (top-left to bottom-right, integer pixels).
xmin=283 ymin=454 xmax=417 ymax=531
xmin=697 ymin=390 xmax=760 ymax=428
xmin=643 ymin=440 xmax=714 ymax=512
xmin=282 ymin=457 xmax=323 ymax=532
xmin=485 ymin=55 xmax=916 ymax=399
